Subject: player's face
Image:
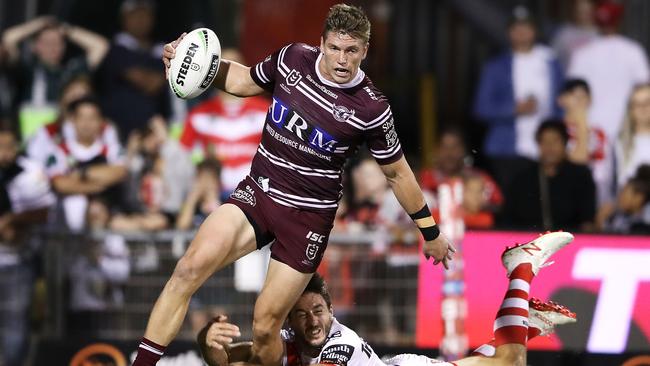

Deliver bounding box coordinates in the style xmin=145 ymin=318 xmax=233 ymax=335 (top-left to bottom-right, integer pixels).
xmin=319 ymin=31 xmax=368 ymax=84
xmin=289 ymin=292 xmax=334 ymax=348
xmin=73 ymin=104 xmax=103 ymax=144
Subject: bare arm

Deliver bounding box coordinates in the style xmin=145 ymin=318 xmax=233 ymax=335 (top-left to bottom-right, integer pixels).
xmin=63 ymin=24 xmax=109 ymax=69
xmin=85 ymin=164 xmax=128 ymax=187
xmin=566 ymin=117 xmax=590 ymax=164
xmin=380 ymin=156 xmax=454 ymax=268
xmin=1 ymin=16 xmax=54 ymax=61
xmin=161 ymin=34 xmax=264 ymax=97
xmin=52 ymin=174 xmax=108 ymax=195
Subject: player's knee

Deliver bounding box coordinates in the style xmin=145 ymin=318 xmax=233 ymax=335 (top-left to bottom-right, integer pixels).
xmin=168 ymin=254 xmax=206 ymax=294
xmin=252 ymin=312 xmax=284 ymax=344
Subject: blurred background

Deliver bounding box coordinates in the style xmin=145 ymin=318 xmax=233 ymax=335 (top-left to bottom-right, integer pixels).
xmin=0 ymin=0 xmax=649 ymax=365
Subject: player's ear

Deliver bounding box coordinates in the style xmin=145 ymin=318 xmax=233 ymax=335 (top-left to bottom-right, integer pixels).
xmin=361 ymin=42 xmax=369 ymax=60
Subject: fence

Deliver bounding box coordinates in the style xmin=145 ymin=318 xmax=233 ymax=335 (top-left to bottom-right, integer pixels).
xmin=30 ymin=228 xmax=421 ymax=345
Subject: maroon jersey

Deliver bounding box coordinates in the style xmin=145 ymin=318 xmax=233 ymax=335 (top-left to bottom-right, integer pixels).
xmin=249 ymin=43 xmax=403 ymax=211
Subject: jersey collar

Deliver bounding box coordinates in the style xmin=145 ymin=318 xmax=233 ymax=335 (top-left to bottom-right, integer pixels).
xmin=315 ymin=52 xmax=365 ymax=89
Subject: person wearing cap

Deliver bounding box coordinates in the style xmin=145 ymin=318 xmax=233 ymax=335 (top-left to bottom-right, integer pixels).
xmin=567 ymin=0 xmax=650 ymax=141
xmin=473 ymin=6 xmax=563 ymax=192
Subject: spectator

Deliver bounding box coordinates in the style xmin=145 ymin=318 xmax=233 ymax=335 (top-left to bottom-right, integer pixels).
xmin=558 ymin=78 xmax=614 ymax=204
xmin=26 ymin=74 xmax=120 ymax=168
xmin=111 ymin=116 xmax=194 ymax=231
xmin=597 ymin=177 xmax=650 ymax=234
xmin=419 ymin=128 xmax=503 ymax=211
xmin=461 ymin=173 xmax=495 ymax=230
xmin=0 ymin=123 xmax=54 ymax=366
xmin=473 ymin=6 xmax=563 ymax=191
xmin=616 ymin=84 xmax=650 ymax=188
xmin=568 ymin=1 xmax=650 ymax=140
xmin=1 ymin=16 xmax=109 ymax=139
xmin=67 ymin=233 xmax=130 ymax=337
xmin=99 ymin=0 xmax=169 ymax=140
xmin=48 ymin=97 xmax=127 ymax=231
xmin=550 ymin=0 xmax=598 ymax=70
xmin=503 ymin=120 xmax=596 ymax=231
xmin=180 ymin=48 xmax=268 ymax=197
xmin=175 ymin=159 xmax=221 ymax=230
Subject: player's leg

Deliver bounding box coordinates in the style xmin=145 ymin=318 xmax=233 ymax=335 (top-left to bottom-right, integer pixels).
xmin=133 ymin=203 xmax=257 ymax=365
xmin=470 ymin=298 xmax=577 ymax=358
xmin=249 ymin=258 xmax=313 ymax=366
xmin=454 ymin=232 xmax=574 ymax=366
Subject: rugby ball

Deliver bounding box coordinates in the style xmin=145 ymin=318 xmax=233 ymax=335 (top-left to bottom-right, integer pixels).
xmin=168 ymin=28 xmax=221 ymax=99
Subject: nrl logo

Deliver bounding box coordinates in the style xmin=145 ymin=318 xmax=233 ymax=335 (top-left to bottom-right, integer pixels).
xmin=332 ymin=104 xmax=355 ymax=122
xmin=286 ymin=69 xmax=303 ymax=87
xmin=306 ymin=243 xmax=319 ymax=260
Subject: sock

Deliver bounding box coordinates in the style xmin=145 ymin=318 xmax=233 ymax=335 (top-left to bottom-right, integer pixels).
xmin=493 ymin=263 xmax=534 ymax=347
xmin=132 ymin=337 xmax=167 ymax=366
xmin=471 ymin=326 xmax=543 ymax=357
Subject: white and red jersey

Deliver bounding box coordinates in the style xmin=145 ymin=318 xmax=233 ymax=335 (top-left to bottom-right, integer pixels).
xmin=46 ymin=124 xmax=125 ymax=178
xmin=26 ymin=119 xmax=122 ymax=177
xmin=281 ymin=318 xmax=453 ymax=366
xmin=180 ymin=96 xmax=268 ymax=192
xmin=249 ymin=43 xmax=403 ymax=211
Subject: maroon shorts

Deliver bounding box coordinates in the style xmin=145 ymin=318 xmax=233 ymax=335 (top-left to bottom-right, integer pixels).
xmin=225 ymin=176 xmax=336 ymax=273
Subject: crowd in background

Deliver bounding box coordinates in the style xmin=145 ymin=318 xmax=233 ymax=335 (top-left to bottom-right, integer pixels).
xmin=1 ymin=0 xmax=650 ymax=364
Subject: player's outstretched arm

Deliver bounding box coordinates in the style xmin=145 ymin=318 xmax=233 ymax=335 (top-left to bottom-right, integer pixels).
xmin=379 ymin=156 xmax=455 ymax=269
xmin=198 ymin=315 xmax=251 ymax=366
xmin=162 ymin=33 xmax=264 ymax=97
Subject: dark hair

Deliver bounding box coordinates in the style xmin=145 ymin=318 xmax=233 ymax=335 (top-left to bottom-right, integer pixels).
xmin=535 ymin=119 xmax=570 ymax=145
xmin=67 ymin=96 xmax=101 ymax=115
xmin=60 ymin=73 xmax=94 ymax=97
xmin=322 ymin=4 xmax=371 ymax=43
xmin=303 ymin=273 xmax=332 ymax=308
xmin=561 ymin=78 xmax=591 ymax=96
xmin=196 ymin=158 xmax=221 ymax=177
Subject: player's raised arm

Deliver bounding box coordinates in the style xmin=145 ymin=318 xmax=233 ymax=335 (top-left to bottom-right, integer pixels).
xmin=161 ymin=33 xmax=264 ymax=97
xmin=379 ymin=156 xmax=455 ymax=269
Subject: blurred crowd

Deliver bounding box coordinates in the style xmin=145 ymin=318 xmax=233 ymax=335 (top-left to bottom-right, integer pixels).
xmin=0 ymin=0 xmax=650 ymax=364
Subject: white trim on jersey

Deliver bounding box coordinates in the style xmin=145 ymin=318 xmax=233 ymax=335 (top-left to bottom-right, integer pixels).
xmin=258 ymin=144 xmax=341 ymax=179
xmin=370 ymin=142 xmax=402 ymax=159
xmin=278 ymin=45 xmax=292 ymax=74
xmin=365 ymin=105 xmax=392 ymax=129
xmin=314 ymin=52 xmax=366 ymax=89
xmin=269 ymin=187 xmax=337 ymax=204
xmin=256 ymin=63 xmax=271 ymax=84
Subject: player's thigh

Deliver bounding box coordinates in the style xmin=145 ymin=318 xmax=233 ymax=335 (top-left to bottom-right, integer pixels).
xmin=182 ymin=203 xmax=257 ymax=275
xmin=253 ymin=258 xmax=313 ymax=322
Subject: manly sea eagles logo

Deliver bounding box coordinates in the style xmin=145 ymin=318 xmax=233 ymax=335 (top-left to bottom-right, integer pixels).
xmin=332 ymin=104 xmax=355 ymax=122
xmin=286 ymin=69 xmax=303 ymax=87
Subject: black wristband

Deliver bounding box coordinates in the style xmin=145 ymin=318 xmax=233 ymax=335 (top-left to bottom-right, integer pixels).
xmin=419 ymin=224 xmax=440 ymax=241
xmin=409 ymin=204 xmax=431 ymax=220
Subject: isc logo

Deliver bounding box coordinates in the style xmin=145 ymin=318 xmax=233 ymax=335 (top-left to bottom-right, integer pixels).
xmin=306 ymin=231 xmax=326 ymax=243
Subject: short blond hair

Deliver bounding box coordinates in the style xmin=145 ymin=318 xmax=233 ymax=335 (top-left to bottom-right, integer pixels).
xmin=322 ymin=3 xmax=371 ymax=43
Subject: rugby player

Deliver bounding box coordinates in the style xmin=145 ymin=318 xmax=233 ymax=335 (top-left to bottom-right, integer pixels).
xmin=199 ymin=232 xmax=577 ymax=366
xmin=133 ymin=4 xmax=454 ymax=365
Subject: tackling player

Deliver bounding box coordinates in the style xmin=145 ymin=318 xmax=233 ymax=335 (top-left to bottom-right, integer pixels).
xmin=133 ymin=4 xmax=454 ymax=365
xmin=199 ymin=232 xmax=577 ymax=366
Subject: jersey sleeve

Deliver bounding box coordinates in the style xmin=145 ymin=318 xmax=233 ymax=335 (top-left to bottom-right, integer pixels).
xmin=318 ymin=328 xmax=371 ymax=366
xmin=249 ymin=44 xmax=293 ymax=93
xmin=364 ymin=105 xmax=403 ymax=165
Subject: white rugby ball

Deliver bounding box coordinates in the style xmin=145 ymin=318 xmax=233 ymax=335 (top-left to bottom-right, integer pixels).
xmin=168 ymin=28 xmax=221 ymax=99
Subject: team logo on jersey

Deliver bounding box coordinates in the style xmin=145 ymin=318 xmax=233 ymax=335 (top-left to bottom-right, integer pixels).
xmin=320 ymin=344 xmax=354 ymax=366
xmin=230 ymin=185 xmax=256 ymax=206
xmin=286 ymin=69 xmax=303 ymax=87
xmin=331 ymin=104 xmax=355 ymax=122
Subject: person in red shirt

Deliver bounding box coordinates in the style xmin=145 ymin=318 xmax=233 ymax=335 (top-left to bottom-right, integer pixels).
xmin=180 ymin=49 xmax=269 ymax=197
